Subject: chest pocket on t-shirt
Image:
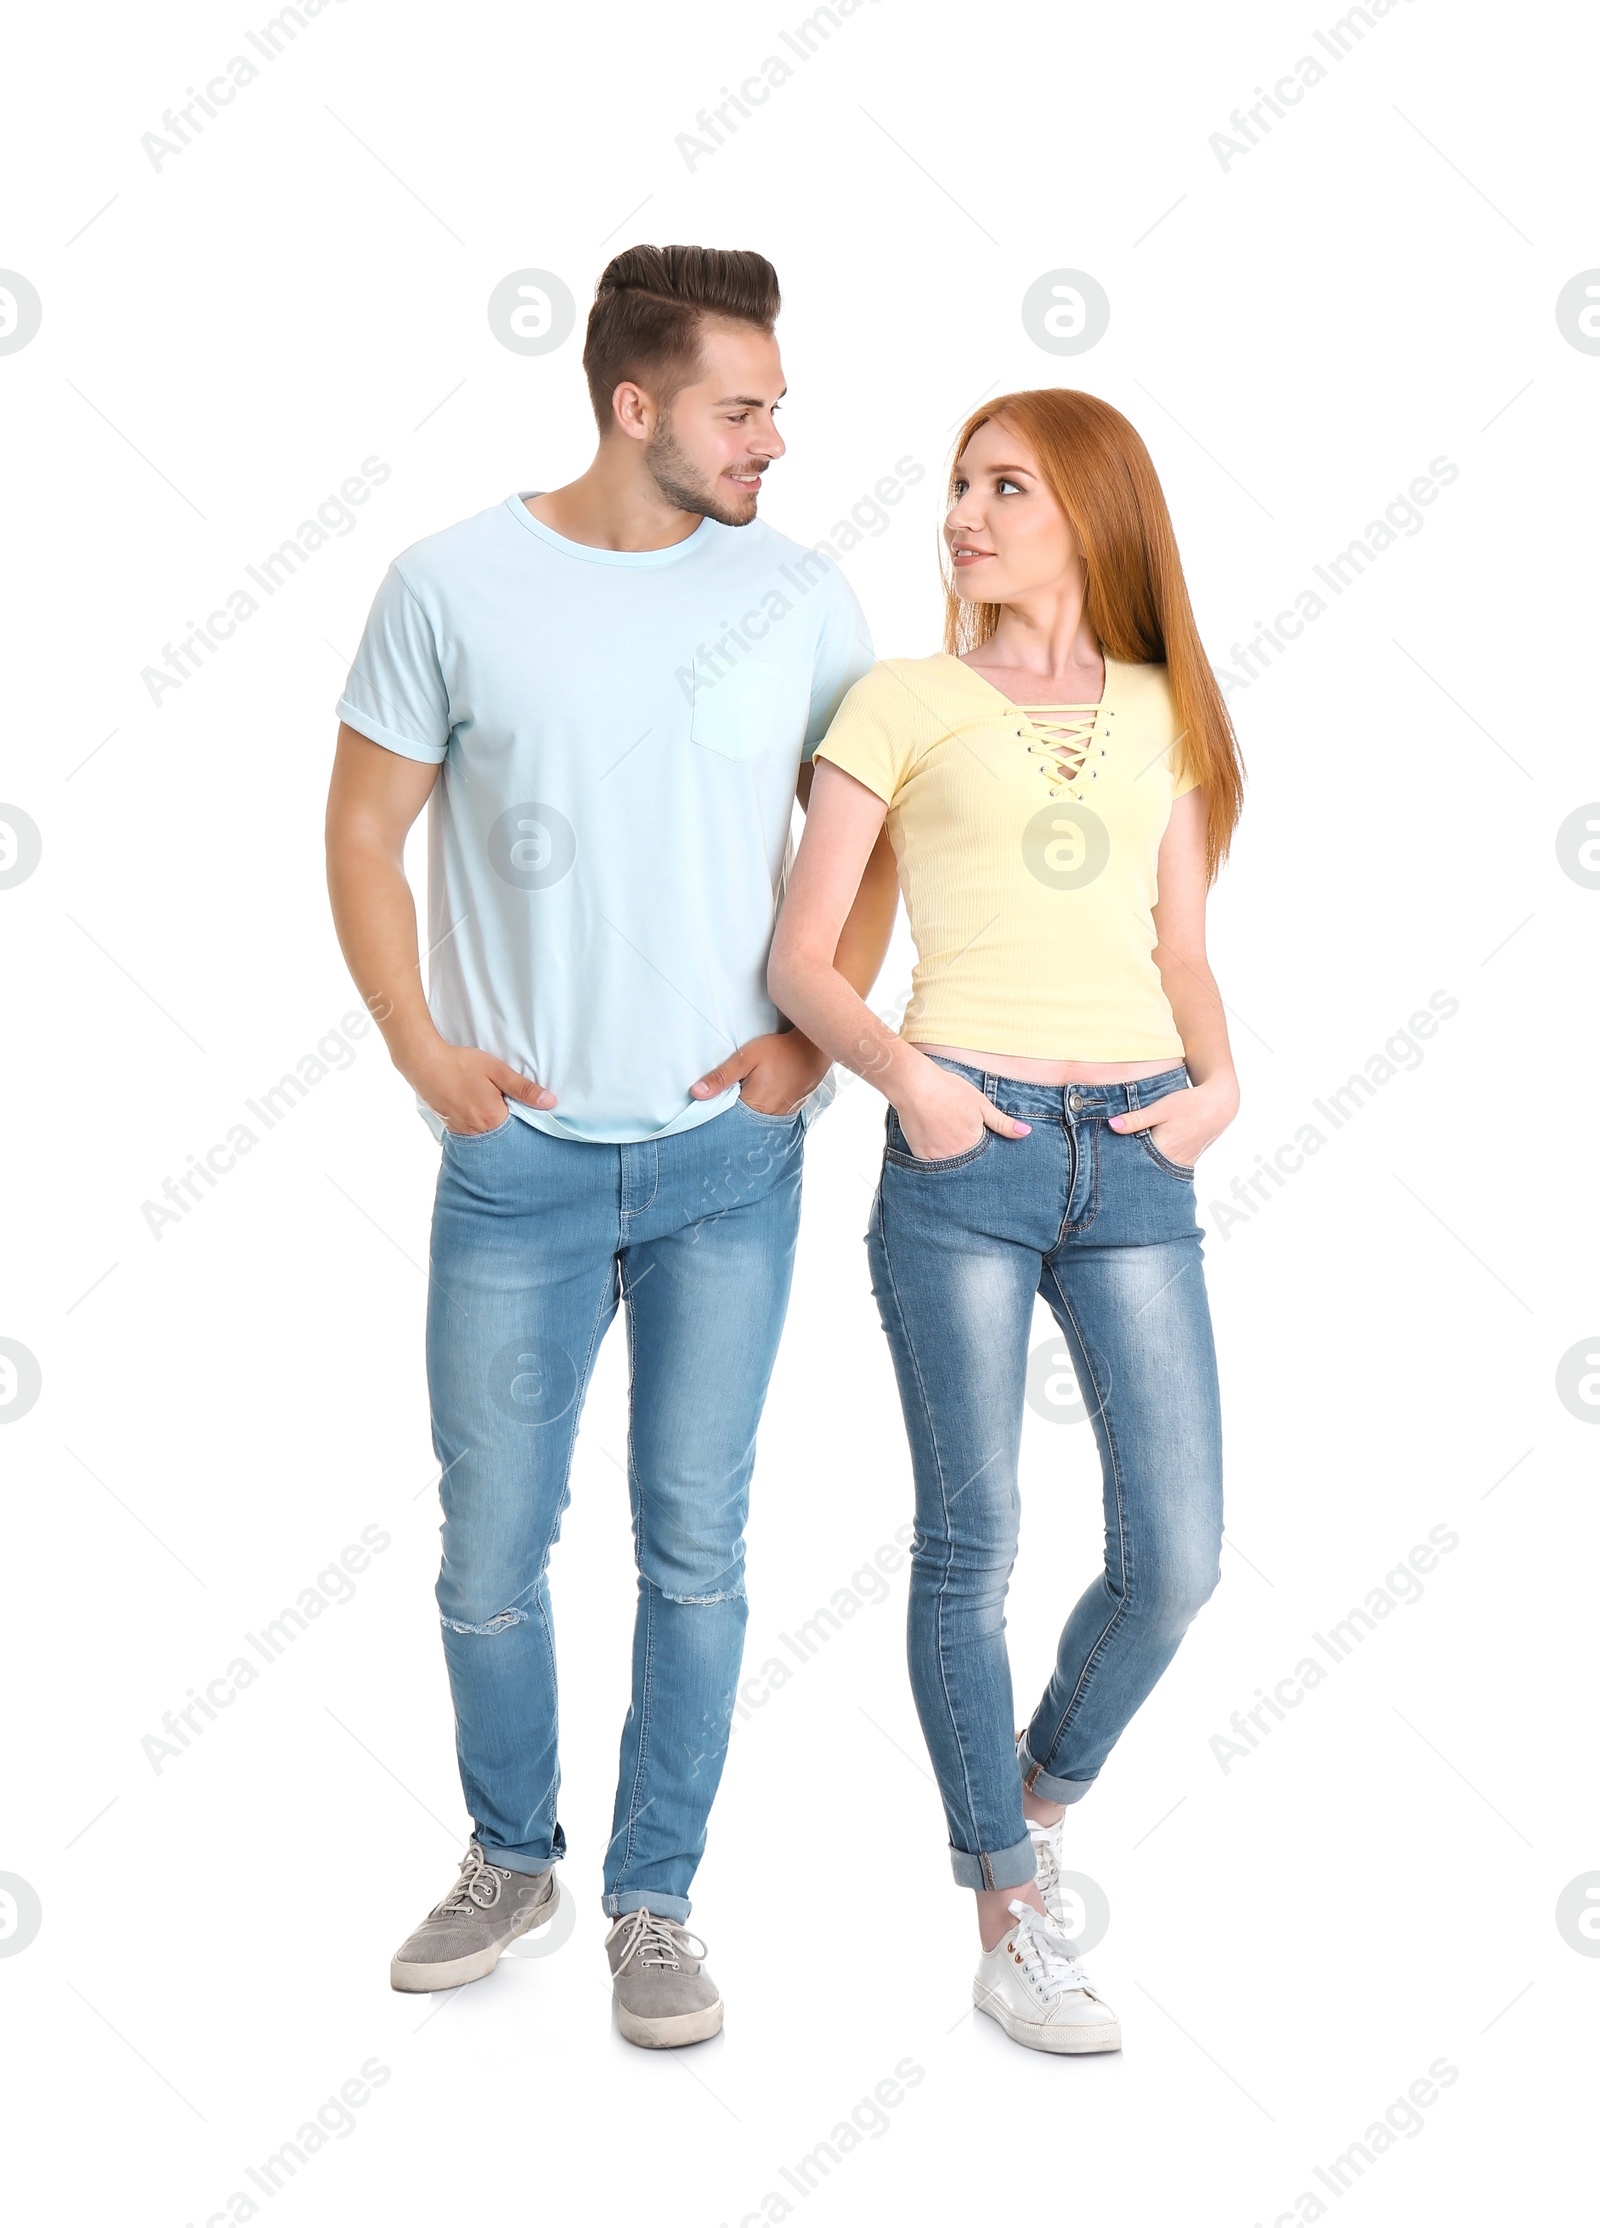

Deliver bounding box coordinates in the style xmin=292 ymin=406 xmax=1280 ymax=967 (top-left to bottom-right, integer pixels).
xmin=689 ymin=652 xmax=809 ymax=762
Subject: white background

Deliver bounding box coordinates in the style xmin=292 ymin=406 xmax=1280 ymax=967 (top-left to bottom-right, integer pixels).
xmin=2 ymin=1 xmax=1597 ymax=2221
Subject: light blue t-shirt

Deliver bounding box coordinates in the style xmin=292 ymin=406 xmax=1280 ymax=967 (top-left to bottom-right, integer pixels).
xmin=337 ymin=493 xmax=873 ymax=1143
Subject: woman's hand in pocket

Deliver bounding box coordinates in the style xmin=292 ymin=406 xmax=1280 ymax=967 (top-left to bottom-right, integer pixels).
xmin=1109 ymin=1075 xmax=1237 ymax=1168
xmin=893 ymin=1064 xmax=1031 ymax=1161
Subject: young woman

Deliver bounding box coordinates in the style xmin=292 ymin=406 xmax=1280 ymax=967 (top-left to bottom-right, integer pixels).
xmin=769 ymin=388 xmax=1244 ymax=2054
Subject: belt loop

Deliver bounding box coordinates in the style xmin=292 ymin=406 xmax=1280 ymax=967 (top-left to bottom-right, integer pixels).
xmin=984 ymin=1072 xmax=999 ymax=1105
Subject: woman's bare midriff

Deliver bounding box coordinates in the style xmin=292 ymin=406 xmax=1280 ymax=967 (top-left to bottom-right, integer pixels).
xmin=912 ymin=1042 xmax=1178 ymax=1085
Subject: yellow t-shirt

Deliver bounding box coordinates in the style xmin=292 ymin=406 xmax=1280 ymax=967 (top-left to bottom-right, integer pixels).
xmin=812 ymin=652 xmax=1200 ymax=1061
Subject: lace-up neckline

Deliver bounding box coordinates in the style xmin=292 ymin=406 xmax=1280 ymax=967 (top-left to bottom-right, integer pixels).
xmin=1017 ymin=702 xmax=1111 ymax=798
xmin=949 ymin=656 xmax=1118 ymax=803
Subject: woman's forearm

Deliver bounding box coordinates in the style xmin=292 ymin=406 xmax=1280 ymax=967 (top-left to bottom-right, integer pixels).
xmin=1158 ymin=941 xmax=1238 ymax=1107
xmin=769 ymin=943 xmax=930 ymax=1110
xmin=830 ymin=828 xmax=900 ymax=1002
xmin=769 ymin=765 xmax=933 ymax=1106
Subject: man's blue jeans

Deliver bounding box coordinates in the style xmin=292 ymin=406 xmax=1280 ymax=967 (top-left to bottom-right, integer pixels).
xmin=425 ymin=1095 xmax=809 ymax=1921
xmin=866 ymin=1058 xmax=1224 ymax=1893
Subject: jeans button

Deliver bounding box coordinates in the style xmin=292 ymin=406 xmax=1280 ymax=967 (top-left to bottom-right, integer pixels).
xmin=1067 ymin=1090 xmax=1084 ymax=1111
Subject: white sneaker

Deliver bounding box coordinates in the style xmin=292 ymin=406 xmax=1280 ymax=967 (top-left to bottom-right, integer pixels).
xmin=1027 ymin=1812 xmax=1065 ymax=1927
xmin=973 ymin=1900 xmax=1121 ymax=2054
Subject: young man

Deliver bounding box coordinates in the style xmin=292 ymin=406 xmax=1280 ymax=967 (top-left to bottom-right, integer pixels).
xmin=325 ymin=245 xmax=895 ymax=2045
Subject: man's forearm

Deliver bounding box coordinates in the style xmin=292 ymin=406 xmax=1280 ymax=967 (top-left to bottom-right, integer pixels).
xmin=326 ymin=836 xmax=440 ymax=1075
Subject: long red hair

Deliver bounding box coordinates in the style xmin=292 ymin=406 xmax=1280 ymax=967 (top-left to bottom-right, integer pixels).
xmin=942 ymin=388 xmax=1244 ymax=878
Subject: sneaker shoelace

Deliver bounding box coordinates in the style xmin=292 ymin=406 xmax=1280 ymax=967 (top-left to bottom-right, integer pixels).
xmin=1026 ymin=1815 xmax=1063 ymax=1909
xmin=1005 ymin=1901 xmax=1093 ymax=2001
xmin=606 ymin=1908 xmax=707 ymax=1976
xmin=432 ymin=1843 xmax=508 ymax=1918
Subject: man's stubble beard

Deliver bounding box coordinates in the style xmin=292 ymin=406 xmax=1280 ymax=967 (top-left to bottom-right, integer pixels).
xmin=645 ymin=421 xmax=762 ymax=528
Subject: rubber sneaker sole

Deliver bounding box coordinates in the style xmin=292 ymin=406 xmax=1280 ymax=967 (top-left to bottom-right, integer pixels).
xmin=616 ymin=1995 xmax=725 ymax=2049
xmin=389 ymin=1877 xmax=562 ymax=1993
xmin=973 ymin=1979 xmax=1121 ymax=2054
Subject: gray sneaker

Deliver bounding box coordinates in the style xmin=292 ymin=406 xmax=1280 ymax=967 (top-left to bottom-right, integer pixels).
xmin=390 ymin=1841 xmax=559 ymax=1993
xmin=604 ymin=1909 xmax=724 ymax=2048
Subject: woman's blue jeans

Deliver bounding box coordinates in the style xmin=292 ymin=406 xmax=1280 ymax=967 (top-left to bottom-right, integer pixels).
xmin=866 ymin=1058 xmax=1224 ymax=1892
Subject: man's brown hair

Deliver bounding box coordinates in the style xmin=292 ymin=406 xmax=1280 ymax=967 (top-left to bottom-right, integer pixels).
xmin=582 ymin=245 xmax=781 ymax=431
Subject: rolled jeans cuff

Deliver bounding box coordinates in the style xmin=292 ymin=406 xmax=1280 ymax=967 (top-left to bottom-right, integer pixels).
xmin=948 ymin=1832 xmax=1037 ymax=1893
xmin=603 ymin=1889 xmax=692 ymax=1924
xmin=480 ymin=1847 xmax=560 ymax=1878
xmin=1017 ymin=1736 xmax=1095 ymax=1807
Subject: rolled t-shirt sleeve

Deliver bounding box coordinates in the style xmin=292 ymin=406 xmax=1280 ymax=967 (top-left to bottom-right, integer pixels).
xmin=801 ymin=566 xmax=875 ymax=763
xmin=336 ymin=563 xmax=451 ymax=764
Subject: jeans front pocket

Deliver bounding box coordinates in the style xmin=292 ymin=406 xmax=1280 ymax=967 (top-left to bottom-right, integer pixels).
xmin=734 ymin=1093 xmax=804 ymax=1128
xmin=883 ymin=1106 xmax=994 ymax=1173
xmin=444 ymin=1110 xmax=515 ymax=1145
xmin=1134 ymin=1129 xmax=1195 ymax=1180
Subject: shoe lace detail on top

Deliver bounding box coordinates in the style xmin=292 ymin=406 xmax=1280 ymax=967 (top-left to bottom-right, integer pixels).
xmin=1005 ymin=1901 xmax=1094 ymax=2001
xmin=432 ymin=1843 xmax=508 ymax=1918
xmin=607 ymin=1909 xmax=707 ymax=1975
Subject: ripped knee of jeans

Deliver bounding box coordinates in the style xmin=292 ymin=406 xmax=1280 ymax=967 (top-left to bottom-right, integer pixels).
xmin=441 ymin=1605 xmax=529 ymax=1636
xmin=659 ymin=1584 xmax=744 ymax=1606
